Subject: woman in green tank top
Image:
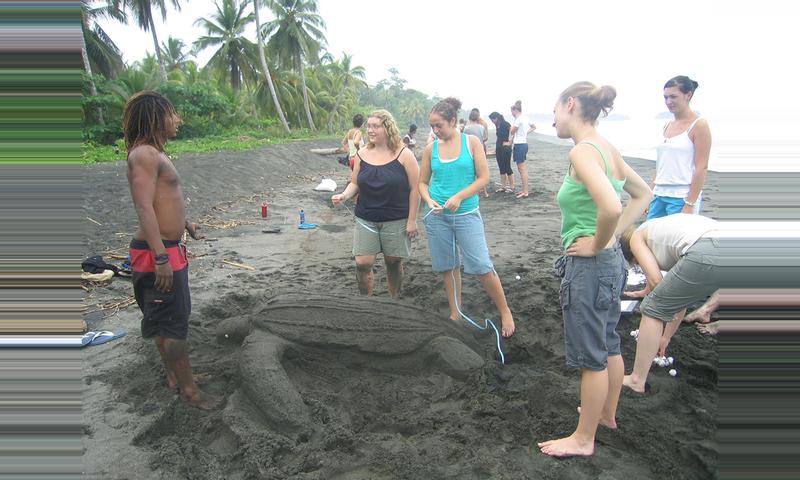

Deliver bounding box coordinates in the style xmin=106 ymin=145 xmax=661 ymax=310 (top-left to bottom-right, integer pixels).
xmin=538 ymin=82 xmax=651 ymax=458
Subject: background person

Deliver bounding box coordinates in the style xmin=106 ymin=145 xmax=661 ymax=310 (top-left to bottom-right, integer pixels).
xmin=464 ymin=109 xmax=490 ymax=197
xmin=509 ymin=100 xmax=536 ymax=198
xmin=341 ymin=113 xmax=365 ymax=170
xmin=489 ymin=111 xmax=514 ymax=192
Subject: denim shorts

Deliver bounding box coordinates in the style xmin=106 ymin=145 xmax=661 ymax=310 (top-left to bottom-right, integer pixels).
xmin=647 ymin=195 xmax=702 ymax=219
xmin=423 ymin=209 xmax=494 ymax=275
xmin=512 ymin=143 xmax=528 ymax=164
xmin=555 ymin=245 xmax=627 ymax=371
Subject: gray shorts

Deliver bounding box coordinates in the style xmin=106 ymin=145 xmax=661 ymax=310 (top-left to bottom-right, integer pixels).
xmin=352 ymin=216 xmax=411 ymax=258
xmin=556 ymin=245 xmax=627 ymax=371
xmin=640 ymin=237 xmax=800 ymax=322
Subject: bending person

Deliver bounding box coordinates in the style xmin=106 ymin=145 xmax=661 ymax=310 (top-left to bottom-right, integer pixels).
xmin=538 ymin=82 xmax=651 ymax=458
xmin=419 ymin=97 xmax=515 ymax=337
xmin=332 ymin=109 xmax=419 ymax=297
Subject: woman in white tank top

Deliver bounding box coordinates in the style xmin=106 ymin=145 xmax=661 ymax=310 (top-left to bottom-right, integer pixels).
xmin=647 ymin=76 xmax=712 ymax=219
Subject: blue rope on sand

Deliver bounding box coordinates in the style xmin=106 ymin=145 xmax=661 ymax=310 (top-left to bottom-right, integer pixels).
xmin=339 ymin=200 xmax=506 ymax=364
xmin=424 ymin=207 xmax=506 ymax=365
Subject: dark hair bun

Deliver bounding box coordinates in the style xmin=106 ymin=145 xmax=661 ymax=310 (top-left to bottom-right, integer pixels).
xmin=442 ymin=97 xmax=462 ymax=112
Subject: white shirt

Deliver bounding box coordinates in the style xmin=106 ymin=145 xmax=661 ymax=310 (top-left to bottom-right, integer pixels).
xmin=512 ymin=115 xmax=528 ymax=144
xmin=638 ymin=213 xmax=718 ymax=270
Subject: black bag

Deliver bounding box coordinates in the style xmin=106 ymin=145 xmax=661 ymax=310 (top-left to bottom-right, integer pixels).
xmin=81 ymin=255 xmax=119 ymax=274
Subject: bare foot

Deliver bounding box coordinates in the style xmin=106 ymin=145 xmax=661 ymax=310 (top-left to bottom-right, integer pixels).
xmin=182 ymin=389 xmax=222 ymax=411
xmin=577 ymin=406 xmax=617 ymax=429
xmin=684 ymin=293 xmax=719 ymax=324
xmin=537 ymin=435 xmax=594 ymax=457
xmin=696 ymin=321 xmax=719 ymax=335
xmin=515 ymin=192 xmax=529 ymax=199
xmin=500 ymin=311 xmax=515 ymax=338
xmin=166 ymin=372 xmax=210 ymax=391
xmin=622 ymin=375 xmax=646 ymax=394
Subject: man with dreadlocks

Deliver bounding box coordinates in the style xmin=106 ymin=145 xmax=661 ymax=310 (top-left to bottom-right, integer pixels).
xmin=124 ymin=91 xmax=220 ymax=410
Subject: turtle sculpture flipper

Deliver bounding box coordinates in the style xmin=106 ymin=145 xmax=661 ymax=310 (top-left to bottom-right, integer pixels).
xmin=225 ymin=294 xmax=487 ymax=434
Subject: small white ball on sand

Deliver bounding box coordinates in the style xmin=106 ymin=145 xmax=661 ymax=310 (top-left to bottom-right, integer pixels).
xmin=669 ymin=369 xmax=677 ymax=377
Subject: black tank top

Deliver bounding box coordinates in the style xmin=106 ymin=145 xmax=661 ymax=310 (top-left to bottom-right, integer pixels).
xmin=354 ymin=148 xmax=410 ymax=222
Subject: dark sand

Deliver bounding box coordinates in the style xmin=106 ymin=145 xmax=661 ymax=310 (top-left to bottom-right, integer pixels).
xmin=82 ymin=135 xmax=719 ymax=479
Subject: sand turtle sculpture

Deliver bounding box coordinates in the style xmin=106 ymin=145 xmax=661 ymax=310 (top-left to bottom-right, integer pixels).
xmin=216 ymin=293 xmax=487 ymax=434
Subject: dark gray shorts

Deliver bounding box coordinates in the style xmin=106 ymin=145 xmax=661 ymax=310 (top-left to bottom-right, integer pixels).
xmin=641 ymin=237 xmax=800 ymax=322
xmin=556 ymin=246 xmax=627 ymax=371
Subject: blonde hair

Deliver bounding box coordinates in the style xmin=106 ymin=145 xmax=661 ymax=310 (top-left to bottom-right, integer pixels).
xmin=558 ymin=81 xmax=617 ymax=124
xmin=367 ymin=109 xmax=402 ymax=152
xmin=619 ymin=224 xmax=638 ymax=264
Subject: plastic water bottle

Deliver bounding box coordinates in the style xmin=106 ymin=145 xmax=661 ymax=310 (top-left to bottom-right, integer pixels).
xmin=299 ymin=209 xmax=305 ymax=225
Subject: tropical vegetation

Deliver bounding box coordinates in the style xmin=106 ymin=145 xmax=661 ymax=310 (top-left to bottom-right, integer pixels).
xmin=82 ymin=0 xmax=438 ymax=162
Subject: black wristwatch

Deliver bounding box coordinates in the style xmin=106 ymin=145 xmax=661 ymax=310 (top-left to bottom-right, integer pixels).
xmin=155 ymin=253 xmax=169 ymax=265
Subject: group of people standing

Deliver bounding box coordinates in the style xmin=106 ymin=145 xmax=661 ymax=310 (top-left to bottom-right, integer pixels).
xmin=121 ymin=73 xmax=726 ymax=459
xmin=328 ymin=75 xmax=719 ymax=458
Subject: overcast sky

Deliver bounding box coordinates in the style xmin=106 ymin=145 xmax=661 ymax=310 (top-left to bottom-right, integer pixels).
xmin=96 ymin=0 xmax=797 ymax=122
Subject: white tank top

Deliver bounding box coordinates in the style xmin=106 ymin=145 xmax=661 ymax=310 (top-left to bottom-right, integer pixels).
xmin=653 ymin=117 xmax=700 ymax=198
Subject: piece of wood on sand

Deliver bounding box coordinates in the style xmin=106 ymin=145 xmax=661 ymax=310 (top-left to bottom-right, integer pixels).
xmin=222 ymin=259 xmax=256 ymax=270
xmin=309 ymin=147 xmax=342 ymax=155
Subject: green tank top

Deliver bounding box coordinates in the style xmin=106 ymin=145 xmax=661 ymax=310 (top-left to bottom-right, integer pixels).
xmin=557 ymin=142 xmax=626 ymax=249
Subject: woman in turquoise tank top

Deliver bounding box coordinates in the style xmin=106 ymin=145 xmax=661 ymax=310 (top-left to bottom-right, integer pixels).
xmin=538 ymin=82 xmax=651 ymax=458
xmin=419 ymin=97 xmax=515 ymax=338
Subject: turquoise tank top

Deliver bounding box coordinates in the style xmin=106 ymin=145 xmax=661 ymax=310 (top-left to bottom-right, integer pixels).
xmin=557 ymin=141 xmax=626 ymax=249
xmin=429 ymin=133 xmax=479 ymax=214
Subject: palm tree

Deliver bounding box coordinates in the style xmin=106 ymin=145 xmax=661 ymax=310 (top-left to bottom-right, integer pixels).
xmin=262 ymin=0 xmax=327 ymax=131
xmin=193 ymin=0 xmax=255 ymax=93
xmin=160 ymin=36 xmax=190 ymax=72
xmin=114 ymin=0 xmax=181 ymax=80
xmin=252 ymin=0 xmax=290 ymax=133
xmin=81 ymin=0 xmax=126 ymax=125
xmin=325 ymin=53 xmax=365 ymax=133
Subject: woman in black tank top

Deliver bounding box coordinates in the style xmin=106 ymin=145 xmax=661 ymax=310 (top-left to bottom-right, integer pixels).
xmin=332 ymin=109 xmax=420 ymax=297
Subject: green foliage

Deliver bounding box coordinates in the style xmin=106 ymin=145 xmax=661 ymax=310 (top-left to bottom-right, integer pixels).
xmin=81 ymin=0 xmax=438 ymax=152
xmin=83 ymin=126 xmax=337 ymax=164
xmin=158 ymin=83 xmax=238 ymax=137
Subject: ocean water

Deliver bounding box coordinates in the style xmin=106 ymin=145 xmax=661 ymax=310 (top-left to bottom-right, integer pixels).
xmin=527 ymin=117 xmax=800 ymax=173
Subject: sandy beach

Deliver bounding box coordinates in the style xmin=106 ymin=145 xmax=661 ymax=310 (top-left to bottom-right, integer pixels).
xmin=82 ymin=134 xmax=719 ymax=479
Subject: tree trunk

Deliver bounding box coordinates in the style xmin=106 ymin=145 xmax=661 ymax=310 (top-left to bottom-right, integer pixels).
xmin=298 ymin=56 xmax=316 ymax=131
xmin=148 ymin=15 xmax=167 ymax=81
xmin=253 ymin=0 xmax=290 ymax=133
xmin=231 ymin=57 xmax=240 ymax=91
xmin=81 ymin=35 xmax=105 ymax=126
xmin=326 ymin=91 xmax=342 ymax=134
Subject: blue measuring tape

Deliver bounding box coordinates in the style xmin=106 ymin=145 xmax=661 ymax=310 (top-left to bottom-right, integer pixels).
xmin=342 ymin=200 xmax=506 ymax=364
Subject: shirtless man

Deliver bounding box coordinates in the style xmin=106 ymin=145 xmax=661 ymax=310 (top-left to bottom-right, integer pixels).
xmin=123 ymin=91 xmax=219 ymax=410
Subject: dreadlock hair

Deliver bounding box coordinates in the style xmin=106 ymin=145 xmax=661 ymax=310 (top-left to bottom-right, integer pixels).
xmin=123 ymin=91 xmax=177 ymax=153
